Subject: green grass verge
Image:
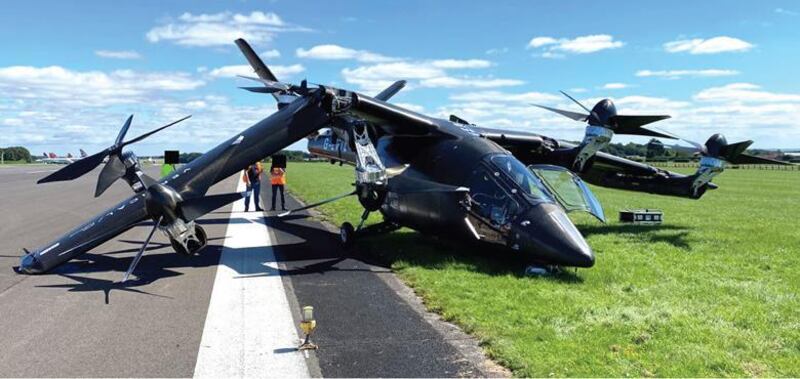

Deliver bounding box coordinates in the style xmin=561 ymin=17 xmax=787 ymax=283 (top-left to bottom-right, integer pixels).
xmin=286 ymin=162 xmax=800 ymax=377
xmin=0 ymin=160 xmax=32 ymax=165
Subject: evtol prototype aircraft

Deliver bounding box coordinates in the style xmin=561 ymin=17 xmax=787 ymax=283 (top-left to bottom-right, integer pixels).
xmin=17 ymin=38 xmax=792 ymax=280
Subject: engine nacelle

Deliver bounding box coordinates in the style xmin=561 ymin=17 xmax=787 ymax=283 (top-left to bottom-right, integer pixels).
xmin=144 ymin=183 xmax=184 ymax=224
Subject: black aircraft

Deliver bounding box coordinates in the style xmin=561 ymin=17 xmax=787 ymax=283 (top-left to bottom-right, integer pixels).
xmin=17 ymin=38 xmax=791 ymax=279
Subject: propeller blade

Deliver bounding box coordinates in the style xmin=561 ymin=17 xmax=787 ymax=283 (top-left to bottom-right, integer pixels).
xmin=37 ymin=148 xmax=110 ymax=184
xmin=122 ymin=115 xmax=192 ymax=147
xmin=239 ymin=86 xmax=283 ymax=94
xmin=122 ymin=216 xmax=161 ymax=283
xmin=95 ymin=155 xmax=128 ymax=197
xmin=387 ymin=174 xmax=469 ymax=195
xmin=374 ymin=80 xmax=407 ymax=101
xmin=612 ymin=115 xmax=675 ymax=139
xmin=181 ymin=192 xmax=246 ymax=222
xmin=237 ymin=75 xmax=291 ymax=91
xmin=531 ymin=104 xmax=588 ymax=121
xmin=234 ymin=38 xmax=278 ymax=82
xmin=115 ymin=115 xmax=134 ymax=146
xmin=618 ymin=125 xmax=677 ymax=139
xmin=719 ymin=140 xmax=753 ymax=161
xmin=680 ymin=138 xmax=707 ymax=154
xmin=559 ymin=90 xmax=593 ymax=114
xmin=728 ymin=153 xmax=795 ymax=166
xmin=278 ymin=190 xmax=357 ymax=217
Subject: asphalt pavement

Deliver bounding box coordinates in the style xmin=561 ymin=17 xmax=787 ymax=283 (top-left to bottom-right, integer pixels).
xmin=0 ymin=164 xmax=503 ymax=378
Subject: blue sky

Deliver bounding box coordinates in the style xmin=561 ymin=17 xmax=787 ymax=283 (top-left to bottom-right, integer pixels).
xmin=1 ymin=0 xmax=799 ymax=156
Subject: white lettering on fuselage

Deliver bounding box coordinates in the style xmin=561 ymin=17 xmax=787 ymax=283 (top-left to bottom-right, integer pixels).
xmin=38 ymin=243 xmax=60 ymax=256
xmin=66 ymin=194 xmax=144 ymax=239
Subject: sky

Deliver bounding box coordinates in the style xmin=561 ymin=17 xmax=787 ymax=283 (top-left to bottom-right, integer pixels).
xmin=1 ymin=0 xmax=799 ymax=156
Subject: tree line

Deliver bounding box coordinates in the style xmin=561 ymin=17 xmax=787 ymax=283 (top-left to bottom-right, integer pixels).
xmin=0 ymin=146 xmax=32 ymax=162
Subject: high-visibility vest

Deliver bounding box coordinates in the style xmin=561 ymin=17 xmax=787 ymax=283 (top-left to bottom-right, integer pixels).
xmin=270 ymin=168 xmax=286 ymax=185
xmin=160 ymin=163 xmax=176 ymax=178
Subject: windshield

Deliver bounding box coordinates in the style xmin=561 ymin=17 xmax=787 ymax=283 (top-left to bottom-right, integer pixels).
xmin=489 ymin=155 xmax=553 ymax=202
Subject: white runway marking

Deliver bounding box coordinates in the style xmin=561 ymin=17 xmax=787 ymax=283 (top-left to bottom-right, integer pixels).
xmin=26 ymin=169 xmax=57 ymax=174
xmin=194 ymin=180 xmax=309 ymax=378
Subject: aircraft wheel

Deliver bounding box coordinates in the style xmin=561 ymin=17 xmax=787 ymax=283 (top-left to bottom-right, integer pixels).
xmin=170 ymin=237 xmax=191 ymax=256
xmin=195 ymin=225 xmax=208 ymax=247
xmin=340 ymin=222 xmax=355 ymax=248
xmin=187 ymin=225 xmax=207 ymax=254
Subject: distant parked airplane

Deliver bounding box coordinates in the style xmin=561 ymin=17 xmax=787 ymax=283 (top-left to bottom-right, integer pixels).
xmin=38 ymin=149 xmax=88 ymax=164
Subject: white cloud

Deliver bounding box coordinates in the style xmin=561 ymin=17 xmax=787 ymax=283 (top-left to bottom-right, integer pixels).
xmin=95 ymin=50 xmax=142 ymax=59
xmin=419 ymin=77 xmax=523 ymax=88
xmin=296 ymin=44 xmax=506 ymax=91
xmin=540 ymin=51 xmax=565 ymax=59
xmin=528 ymin=34 xmax=624 ymax=57
xmin=528 ymin=37 xmax=558 ymax=48
xmin=341 ymin=60 xmax=521 ymax=92
xmin=394 ymin=102 xmax=425 ymax=113
xmin=663 ymin=36 xmax=754 ymax=54
xmin=429 ymin=59 xmax=492 ymax=69
xmin=146 ymin=11 xmax=306 ymax=47
xmin=343 ymin=62 xmax=443 ymax=81
xmin=693 ymin=83 xmax=800 ymax=103
xmin=636 ymin=69 xmax=740 ymax=79
xmin=775 ymin=8 xmax=798 ymax=16
xmin=0 ymin=66 xmax=230 ymax=152
xmin=296 ymin=44 xmax=397 ymax=63
xmin=261 ymin=49 xmax=281 ymax=59
xmin=450 ymin=91 xmax=561 ymax=104
xmin=0 ymin=66 xmax=204 ymax=107
xmin=2 ymin=118 xmax=23 ymax=126
xmin=568 ymin=88 xmax=588 ymax=93
xmin=440 ymin=86 xmax=800 ymax=149
xmin=485 ymin=47 xmax=509 ymax=55
xmin=208 ymin=64 xmax=305 ymax=78
xmin=601 ymin=82 xmax=629 ymax=90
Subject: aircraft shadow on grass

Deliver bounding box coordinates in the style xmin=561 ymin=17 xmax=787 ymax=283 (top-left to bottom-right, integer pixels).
xmin=31 ymin=211 xmax=694 ymax=302
xmin=578 ymin=223 xmax=692 ymax=250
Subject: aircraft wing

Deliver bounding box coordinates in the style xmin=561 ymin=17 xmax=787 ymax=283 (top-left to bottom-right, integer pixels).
xmin=464 ymin=125 xmax=718 ymax=199
xmin=349 ymin=94 xmax=456 ymax=137
xmin=468 ymin=125 xmax=548 ymax=147
xmin=20 ymin=194 xmax=149 ymax=273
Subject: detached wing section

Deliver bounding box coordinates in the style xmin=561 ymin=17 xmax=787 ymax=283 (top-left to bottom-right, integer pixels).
xmin=579 ymin=151 xmax=716 ymax=198
xmin=463 ymin=123 xmax=719 ymax=199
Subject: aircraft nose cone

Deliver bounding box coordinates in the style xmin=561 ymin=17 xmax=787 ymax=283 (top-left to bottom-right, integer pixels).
xmin=17 ymin=253 xmax=44 ymax=274
xmin=515 ymin=203 xmax=594 ymax=267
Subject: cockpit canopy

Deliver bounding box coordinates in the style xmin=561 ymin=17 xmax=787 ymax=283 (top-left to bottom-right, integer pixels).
xmin=467 ymin=154 xmax=605 ymax=229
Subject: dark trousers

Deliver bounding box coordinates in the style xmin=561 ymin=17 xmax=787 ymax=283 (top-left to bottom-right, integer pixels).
xmin=271 ymin=184 xmax=285 ymax=209
xmin=245 ymin=181 xmax=262 ymax=211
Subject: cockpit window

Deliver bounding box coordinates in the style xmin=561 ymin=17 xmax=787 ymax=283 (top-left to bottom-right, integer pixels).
xmin=467 ymin=166 xmax=520 ymax=228
xmin=489 ymin=155 xmax=553 ymax=202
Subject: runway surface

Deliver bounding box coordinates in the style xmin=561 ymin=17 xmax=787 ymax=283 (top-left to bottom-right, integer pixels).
xmin=0 ymin=165 xmax=500 ymax=377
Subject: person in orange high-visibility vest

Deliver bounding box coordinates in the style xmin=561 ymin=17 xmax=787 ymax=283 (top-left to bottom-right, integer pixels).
xmin=270 ymin=166 xmax=286 ymax=211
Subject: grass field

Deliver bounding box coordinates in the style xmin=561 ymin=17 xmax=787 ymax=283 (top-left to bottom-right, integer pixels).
xmin=286 ymin=162 xmax=799 ymax=377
